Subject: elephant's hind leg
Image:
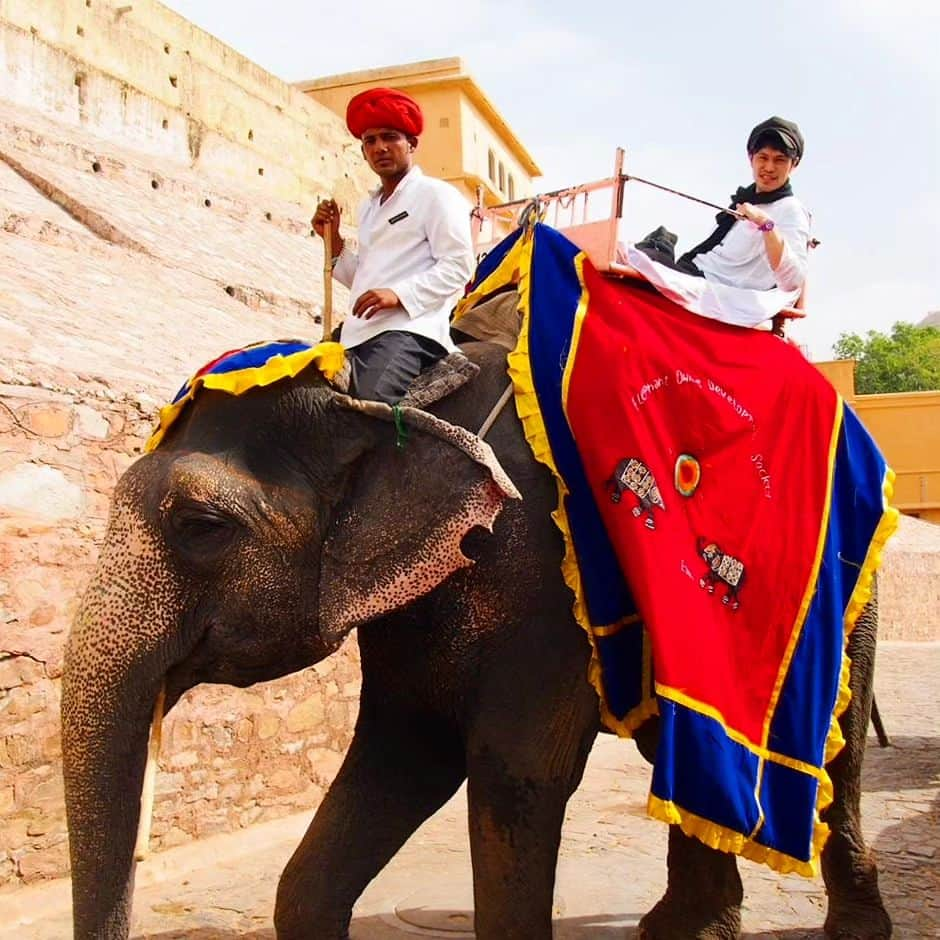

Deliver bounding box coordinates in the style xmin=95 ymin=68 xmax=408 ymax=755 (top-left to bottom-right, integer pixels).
xmin=821 ymin=602 xmax=892 ymax=939
xmin=638 ymin=825 xmax=743 ymax=940
xmin=633 ymin=717 xmax=742 ymax=939
xmin=274 ymin=708 xmax=465 ymax=940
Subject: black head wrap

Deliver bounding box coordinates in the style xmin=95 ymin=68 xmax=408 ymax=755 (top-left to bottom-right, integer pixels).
xmin=747 ymin=116 xmax=804 ymax=162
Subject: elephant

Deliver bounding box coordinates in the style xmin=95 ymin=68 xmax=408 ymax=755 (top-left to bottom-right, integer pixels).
xmin=61 ymin=339 xmax=893 ymax=940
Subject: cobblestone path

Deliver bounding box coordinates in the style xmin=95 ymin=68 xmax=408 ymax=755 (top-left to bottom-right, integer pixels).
xmin=1 ymin=642 xmax=936 ymax=938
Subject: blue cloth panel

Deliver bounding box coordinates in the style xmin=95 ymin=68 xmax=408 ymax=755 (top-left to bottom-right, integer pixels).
xmin=652 ymin=699 xmax=762 ymax=836
xmin=528 ymin=226 xmax=637 ymax=627
xmin=767 ymin=407 xmax=888 ymax=764
xmin=754 ymin=759 xmax=819 ymax=861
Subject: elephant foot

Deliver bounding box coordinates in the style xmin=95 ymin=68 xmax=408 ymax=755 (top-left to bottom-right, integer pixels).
xmin=824 ymin=896 xmax=892 ymax=939
xmin=822 ymin=835 xmax=892 ymax=939
xmin=638 ymin=891 xmax=741 ymax=940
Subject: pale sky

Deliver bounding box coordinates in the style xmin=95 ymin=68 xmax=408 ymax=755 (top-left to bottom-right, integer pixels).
xmin=165 ymin=0 xmax=939 ymax=359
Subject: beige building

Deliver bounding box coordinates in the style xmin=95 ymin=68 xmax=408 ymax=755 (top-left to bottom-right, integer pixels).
xmin=816 ymin=360 xmax=940 ymax=523
xmin=296 ymin=57 xmax=541 ymax=217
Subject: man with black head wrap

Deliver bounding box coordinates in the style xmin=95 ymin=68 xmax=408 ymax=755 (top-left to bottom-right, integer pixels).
xmin=636 ymin=117 xmax=811 ymax=294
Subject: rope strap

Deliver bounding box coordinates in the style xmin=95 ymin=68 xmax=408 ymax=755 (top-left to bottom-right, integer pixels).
xmin=392 ymin=404 xmax=409 ymax=449
xmin=477 ymin=382 xmax=514 ymax=439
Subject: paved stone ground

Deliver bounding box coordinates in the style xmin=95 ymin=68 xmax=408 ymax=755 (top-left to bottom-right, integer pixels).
xmin=1 ymin=641 xmax=936 ymax=939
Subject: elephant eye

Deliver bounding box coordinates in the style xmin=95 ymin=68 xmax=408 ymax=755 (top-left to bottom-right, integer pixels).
xmin=167 ymin=505 xmax=239 ymax=563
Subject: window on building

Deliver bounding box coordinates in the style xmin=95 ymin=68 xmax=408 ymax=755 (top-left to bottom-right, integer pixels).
xmin=508 ymin=174 xmax=516 ymax=201
xmin=488 ymin=149 xmax=496 ymax=183
xmin=498 ymin=162 xmax=505 ymax=192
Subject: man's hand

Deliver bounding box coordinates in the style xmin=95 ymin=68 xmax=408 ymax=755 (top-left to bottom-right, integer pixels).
xmin=352 ymin=288 xmax=400 ymax=320
xmin=312 ymin=199 xmax=342 ymax=247
xmin=736 ymin=202 xmax=786 ymax=271
xmin=735 ymin=202 xmax=772 ymax=229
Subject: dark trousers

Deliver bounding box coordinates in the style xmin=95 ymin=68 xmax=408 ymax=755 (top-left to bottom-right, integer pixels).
xmin=348 ymin=330 xmax=447 ymax=405
xmin=635 ymin=225 xmax=706 ymax=278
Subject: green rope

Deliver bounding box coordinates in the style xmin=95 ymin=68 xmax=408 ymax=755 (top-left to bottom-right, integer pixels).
xmin=392 ymin=405 xmax=408 ymax=449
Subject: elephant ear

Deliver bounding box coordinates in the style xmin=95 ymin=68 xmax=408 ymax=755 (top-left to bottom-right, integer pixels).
xmin=319 ymin=396 xmax=520 ymax=646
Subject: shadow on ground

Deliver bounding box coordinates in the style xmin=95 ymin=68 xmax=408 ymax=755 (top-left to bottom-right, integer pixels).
xmin=135 ymin=736 xmax=938 ymax=939
xmin=870 ymin=767 xmax=940 ymax=937
xmin=863 ymin=735 xmax=940 ymax=792
xmin=137 ymin=932 xmax=273 ymax=939
xmin=138 ymin=917 xmax=830 ymax=939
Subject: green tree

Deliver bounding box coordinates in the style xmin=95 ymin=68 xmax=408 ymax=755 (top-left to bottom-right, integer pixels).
xmin=832 ymin=321 xmax=940 ymax=394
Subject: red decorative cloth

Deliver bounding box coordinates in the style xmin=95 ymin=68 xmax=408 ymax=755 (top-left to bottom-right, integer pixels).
xmin=345 ymin=87 xmax=424 ymax=139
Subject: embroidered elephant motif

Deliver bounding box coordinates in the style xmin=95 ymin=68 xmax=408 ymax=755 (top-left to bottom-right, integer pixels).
xmin=697 ymin=538 xmax=746 ymax=611
xmin=605 ymin=457 xmax=665 ymax=529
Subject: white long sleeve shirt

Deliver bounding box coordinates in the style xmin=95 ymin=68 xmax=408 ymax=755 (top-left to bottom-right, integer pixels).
xmin=692 ymin=195 xmax=811 ymax=293
xmin=332 ymin=166 xmax=475 ymax=351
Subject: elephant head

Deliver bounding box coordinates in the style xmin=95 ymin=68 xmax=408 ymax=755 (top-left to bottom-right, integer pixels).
xmin=61 ymin=373 xmax=519 ymax=939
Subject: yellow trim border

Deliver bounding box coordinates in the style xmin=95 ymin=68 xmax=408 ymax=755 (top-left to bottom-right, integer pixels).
xmin=486 ymin=229 xmax=900 ymax=876
xmin=505 ymin=231 xmax=656 ymax=738
xmin=761 ymin=400 xmax=845 ymax=749
xmin=453 ymin=236 xmax=527 ymax=323
xmin=649 ymin=461 xmax=898 ymax=876
xmin=648 ymin=794 xmax=818 ymax=877
xmin=145 ymin=342 xmax=347 ymax=452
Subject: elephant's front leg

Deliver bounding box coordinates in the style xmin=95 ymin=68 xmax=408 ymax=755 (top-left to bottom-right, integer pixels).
xmin=274 ymin=707 xmax=466 ymax=940
xmin=638 ymin=826 xmax=743 ymax=940
xmin=465 ymin=672 xmax=598 ymax=938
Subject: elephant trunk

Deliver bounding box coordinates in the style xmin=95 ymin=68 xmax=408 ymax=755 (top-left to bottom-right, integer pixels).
xmin=62 ymin=495 xmax=184 ymax=939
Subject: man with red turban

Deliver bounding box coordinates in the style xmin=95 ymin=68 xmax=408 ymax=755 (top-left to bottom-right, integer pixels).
xmin=313 ymin=87 xmax=475 ymax=404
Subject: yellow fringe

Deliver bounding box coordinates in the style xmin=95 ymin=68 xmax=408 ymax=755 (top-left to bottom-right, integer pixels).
xmin=649 ymin=458 xmax=898 ymax=876
xmin=145 ymin=342 xmax=347 ymax=452
xmin=465 ymin=239 xmax=900 ymax=874
xmin=648 ymin=794 xmax=818 ymax=877
xmin=453 ymin=238 xmax=527 ymax=323
xmin=468 ymin=240 xmax=901 ymax=876
xmin=506 ymin=232 xmax=656 ymax=737
xmin=812 ymin=463 xmax=899 ymax=855
xmin=761 ymin=400 xmax=845 ymax=748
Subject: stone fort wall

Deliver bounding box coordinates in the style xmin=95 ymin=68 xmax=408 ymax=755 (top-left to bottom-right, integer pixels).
xmin=0 ymin=0 xmax=371 ymax=888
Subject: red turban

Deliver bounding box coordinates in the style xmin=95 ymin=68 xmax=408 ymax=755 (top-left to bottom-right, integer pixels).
xmin=346 ymin=87 xmax=424 ymax=139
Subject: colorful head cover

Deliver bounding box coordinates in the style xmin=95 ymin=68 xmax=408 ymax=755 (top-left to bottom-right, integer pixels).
xmin=145 ymin=340 xmax=346 ymax=452
xmin=747 ymin=116 xmax=804 ymax=162
xmin=346 ymin=87 xmax=423 ymax=139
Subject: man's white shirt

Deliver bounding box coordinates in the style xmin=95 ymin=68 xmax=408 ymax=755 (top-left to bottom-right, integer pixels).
xmin=332 ymin=166 xmax=475 ymax=351
xmin=692 ymin=195 xmax=811 ymax=293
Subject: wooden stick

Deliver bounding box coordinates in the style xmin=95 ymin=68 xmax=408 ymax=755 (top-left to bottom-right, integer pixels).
xmin=322 ymin=223 xmax=333 ymax=342
xmin=134 ymin=684 xmax=166 ymax=862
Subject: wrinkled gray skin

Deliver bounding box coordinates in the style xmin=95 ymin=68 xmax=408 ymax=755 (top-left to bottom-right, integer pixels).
xmin=62 ymin=342 xmax=892 ymax=940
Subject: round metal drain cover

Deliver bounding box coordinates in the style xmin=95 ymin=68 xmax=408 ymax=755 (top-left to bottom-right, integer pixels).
xmin=391 ymin=882 xmax=565 ymax=935
xmin=394 ymin=882 xmax=475 ymax=934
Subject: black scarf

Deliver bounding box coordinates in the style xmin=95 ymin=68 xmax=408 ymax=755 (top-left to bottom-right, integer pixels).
xmin=678 ymin=180 xmax=793 ymax=266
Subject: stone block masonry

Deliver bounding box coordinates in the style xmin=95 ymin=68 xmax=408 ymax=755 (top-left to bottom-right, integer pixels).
xmin=0 ymin=372 xmax=361 ymax=889
xmin=0 ymin=0 xmax=370 ymax=210
xmin=0 ymin=0 xmax=371 ymax=890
